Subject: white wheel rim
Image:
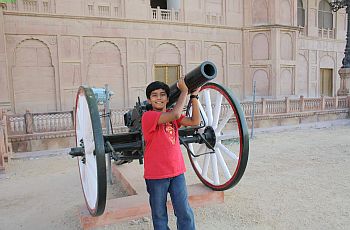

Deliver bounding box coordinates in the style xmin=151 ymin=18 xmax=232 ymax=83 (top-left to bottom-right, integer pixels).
xmin=76 ymin=93 xmax=98 ymax=210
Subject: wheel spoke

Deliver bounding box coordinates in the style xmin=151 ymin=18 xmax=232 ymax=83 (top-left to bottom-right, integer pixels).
xmin=216 ymin=110 xmax=233 ymax=134
xmin=216 ymin=131 xmax=239 ymax=142
xmin=202 ymin=153 xmax=210 ymax=178
xmin=217 ymin=142 xmax=238 ymax=161
xmin=215 ymin=147 xmax=232 ymax=180
xmin=198 ymin=101 xmax=208 ymax=126
xmin=203 ymin=90 xmax=213 ymax=125
xmin=212 ymin=92 xmax=223 ymax=129
xmin=210 ymin=153 xmax=220 ymax=185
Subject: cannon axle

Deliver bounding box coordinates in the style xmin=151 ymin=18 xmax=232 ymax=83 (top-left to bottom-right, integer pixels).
xmin=69 ymin=147 xmax=85 ymax=158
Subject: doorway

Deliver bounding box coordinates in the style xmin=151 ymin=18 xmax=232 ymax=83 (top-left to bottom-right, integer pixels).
xmin=320 ymin=68 xmax=333 ymax=96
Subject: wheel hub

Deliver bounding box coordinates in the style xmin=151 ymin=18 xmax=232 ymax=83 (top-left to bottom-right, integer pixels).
xmin=69 ymin=138 xmax=86 ymax=163
xmin=203 ymin=126 xmax=216 ymax=148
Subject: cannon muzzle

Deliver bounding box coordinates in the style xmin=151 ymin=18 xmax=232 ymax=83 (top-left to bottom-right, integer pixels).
xmin=168 ymin=61 xmax=217 ymax=106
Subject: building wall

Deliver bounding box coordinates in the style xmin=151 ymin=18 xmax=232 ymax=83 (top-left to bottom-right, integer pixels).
xmin=0 ymin=0 xmax=346 ymax=113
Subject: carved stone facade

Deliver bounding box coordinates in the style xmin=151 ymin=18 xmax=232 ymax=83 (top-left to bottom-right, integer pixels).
xmin=0 ymin=0 xmax=347 ymax=113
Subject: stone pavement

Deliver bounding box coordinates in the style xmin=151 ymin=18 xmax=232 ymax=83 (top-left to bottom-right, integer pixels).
xmin=8 ymin=119 xmax=350 ymax=229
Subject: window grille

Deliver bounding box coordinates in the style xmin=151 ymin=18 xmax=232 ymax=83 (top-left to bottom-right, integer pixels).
xmin=154 ymin=65 xmax=181 ymax=85
xmin=98 ymin=5 xmax=110 ymax=16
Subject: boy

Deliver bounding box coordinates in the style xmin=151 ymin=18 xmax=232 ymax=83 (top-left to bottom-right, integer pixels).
xmin=141 ymin=78 xmax=200 ymax=230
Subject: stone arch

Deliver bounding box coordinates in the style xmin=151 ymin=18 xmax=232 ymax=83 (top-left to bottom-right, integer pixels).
xmin=280 ymin=0 xmax=292 ymax=26
xmin=320 ymin=55 xmax=335 ymax=69
xmin=253 ymin=69 xmax=269 ymax=96
xmin=280 ymin=33 xmax=293 ymax=60
xmin=87 ymin=41 xmax=125 ymax=108
xmin=296 ymin=54 xmax=308 ymax=96
xmin=12 ymin=38 xmax=56 ymax=113
xmin=252 ymin=33 xmax=269 ymax=60
xmin=154 ymin=42 xmax=181 ymax=64
xmin=252 ymin=0 xmax=268 ymax=25
xmin=207 ymin=45 xmax=224 ymax=84
xmin=280 ymin=69 xmax=292 ymax=95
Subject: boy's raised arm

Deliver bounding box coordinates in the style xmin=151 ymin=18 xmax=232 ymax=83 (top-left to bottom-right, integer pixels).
xmin=179 ymin=87 xmax=201 ymax=127
xmin=158 ymin=78 xmax=188 ymax=124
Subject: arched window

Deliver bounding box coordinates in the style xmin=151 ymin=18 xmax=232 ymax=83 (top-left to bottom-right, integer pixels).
xmin=297 ymin=0 xmax=305 ymax=27
xmin=318 ymin=0 xmax=333 ymax=29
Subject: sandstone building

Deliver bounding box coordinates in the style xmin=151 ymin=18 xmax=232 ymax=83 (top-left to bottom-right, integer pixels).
xmin=0 ymin=0 xmax=346 ymax=113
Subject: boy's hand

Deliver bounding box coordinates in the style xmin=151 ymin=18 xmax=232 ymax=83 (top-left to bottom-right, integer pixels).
xmin=191 ymin=87 xmax=201 ymax=96
xmin=177 ymin=78 xmax=188 ymax=93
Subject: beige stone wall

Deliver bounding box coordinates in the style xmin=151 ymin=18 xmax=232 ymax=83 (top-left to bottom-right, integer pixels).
xmin=0 ymin=0 xmax=347 ymax=113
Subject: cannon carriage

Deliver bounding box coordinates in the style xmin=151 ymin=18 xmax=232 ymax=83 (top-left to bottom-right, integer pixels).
xmin=69 ymin=61 xmax=249 ymax=216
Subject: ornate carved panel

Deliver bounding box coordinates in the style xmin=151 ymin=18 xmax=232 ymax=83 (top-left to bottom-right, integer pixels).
xmin=252 ymin=0 xmax=268 ymax=25
xmin=206 ymin=44 xmax=224 ymax=84
xmin=229 ymin=43 xmax=242 ymax=64
xmin=129 ymin=39 xmax=146 ymax=61
xmin=281 ymin=33 xmax=293 ymax=60
xmin=296 ymin=53 xmax=308 ymax=96
xmin=187 ymin=40 xmax=202 ymax=63
xmin=252 ymin=33 xmax=269 ymax=60
xmin=60 ymin=36 xmax=80 ymax=60
xmin=128 ymin=62 xmax=147 ymax=87
xmin=309 ymin=50 xmax=317 ymax=64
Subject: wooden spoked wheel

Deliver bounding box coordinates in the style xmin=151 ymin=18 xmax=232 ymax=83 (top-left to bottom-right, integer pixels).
xmin=187 ymin=82 xmax=249 ymax=191
xmin=75 ymin=86 xmax=106 ymax=216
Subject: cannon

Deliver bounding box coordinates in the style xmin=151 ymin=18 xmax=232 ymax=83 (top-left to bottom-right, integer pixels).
xmin=69 ymin=61 xmax=249 ymax=216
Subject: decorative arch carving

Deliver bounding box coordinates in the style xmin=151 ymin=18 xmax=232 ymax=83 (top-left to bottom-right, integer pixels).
xmin=320 ymin=55 xmax=335 ymax=69
xmin=87 ymin=41 xmax=125 ymax=108
xmin=252 ymin=0 xmax=268 ymax=25
xmin=253 ymin=69 xmax=269 ymax=96
xmin=12 ymin=39 xmax=56 ymax=113
xmin=154 ymin=42 xmax=181 ymax=64
xmin=252 ymin=33 xmax=269 ymax=60
xmin=280 ymin=68 xmax=292 ymax=95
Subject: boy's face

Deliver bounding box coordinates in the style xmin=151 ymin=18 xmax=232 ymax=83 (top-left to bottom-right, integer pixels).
xmin=147 ymin=89 xmax=169 ymax=112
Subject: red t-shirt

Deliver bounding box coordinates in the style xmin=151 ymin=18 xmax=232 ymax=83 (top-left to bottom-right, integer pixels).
xmin=142 ymin=110 xmax=186 ymax=179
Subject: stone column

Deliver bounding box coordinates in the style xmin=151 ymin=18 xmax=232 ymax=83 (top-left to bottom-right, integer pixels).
xmin=0 ymin=4 xmax=11 ymax=110
xmin=337 ymin=68 xmax=350 ymax=96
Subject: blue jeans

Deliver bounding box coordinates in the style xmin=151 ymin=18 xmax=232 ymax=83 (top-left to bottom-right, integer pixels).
xmin=145 ymin=174 xmax=195 ymax=230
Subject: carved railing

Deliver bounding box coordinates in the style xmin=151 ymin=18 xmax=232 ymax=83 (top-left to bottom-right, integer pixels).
xmin=5 ymin=96 xmax=350 ymax=138
xmin=151 ymin=7 xmax=180 ymax=21
xmin=6 ymin=109 xmax=130 ymax=136
xmin=243 ymin=96 xmax=350 ymax=116
xmin=206 ymin=13 xmax=224 ymax=25
xmin=0 ymin=110 xmax=11 ymax=170
xmin=318 ymin=28 xmax=335 ymax=39
xmin=7 ymin=111 xmax=74 ymax=136
xmin=4 ymin=0 xmax=54 ymax=13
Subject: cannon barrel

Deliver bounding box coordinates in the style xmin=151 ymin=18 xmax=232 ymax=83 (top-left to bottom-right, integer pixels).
xmin=167 ymin=61 xmax=217 ymax=106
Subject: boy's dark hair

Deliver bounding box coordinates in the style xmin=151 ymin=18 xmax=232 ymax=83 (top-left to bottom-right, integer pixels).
xmin=146 ymin=81 xmax=170 ymax=99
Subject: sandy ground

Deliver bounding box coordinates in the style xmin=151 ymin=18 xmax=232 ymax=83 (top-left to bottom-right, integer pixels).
xmin=1 ymin=120 xmax=350 ymax=230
